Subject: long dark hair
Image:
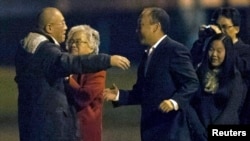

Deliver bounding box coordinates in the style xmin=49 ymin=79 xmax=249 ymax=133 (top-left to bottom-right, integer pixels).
xmin=197 ymin=33 xmax=236 ymax=87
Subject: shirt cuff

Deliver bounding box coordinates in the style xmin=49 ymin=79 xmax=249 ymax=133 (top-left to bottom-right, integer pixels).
xmin=114 ymin=91 xmax=120 ymax=101
xmin=169 ymin=99 xmax=179 ymax=111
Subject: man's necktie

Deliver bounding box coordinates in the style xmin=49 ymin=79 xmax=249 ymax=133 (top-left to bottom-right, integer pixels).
xmin=144 ymin=47 xmax=154 ymax=75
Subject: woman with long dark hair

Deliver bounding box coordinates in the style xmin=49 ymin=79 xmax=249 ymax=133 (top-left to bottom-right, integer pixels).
xmin=189 ymin=33 xmax=247 ymax=141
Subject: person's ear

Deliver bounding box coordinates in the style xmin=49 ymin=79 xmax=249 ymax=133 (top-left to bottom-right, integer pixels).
xmin=234 ymin=26 xmax=240 ymax=34
xmin=153 ymin=22 xmax=160 ymax=32
xmin=44 ymin=24 xmax=53 ymax=34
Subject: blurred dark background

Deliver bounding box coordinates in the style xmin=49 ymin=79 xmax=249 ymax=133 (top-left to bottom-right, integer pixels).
xmin=0 ymin=0 xmax=250 ymax=141
xmin=1 ymin=0 xmax=249 ymax=66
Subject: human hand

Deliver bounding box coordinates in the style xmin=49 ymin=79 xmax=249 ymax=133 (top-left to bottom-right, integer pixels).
xmin=103 ymin=83 xmax=119 ymax=101
xmin=110 ymin=55 xmax=130 ymax=70
xmin=159 ymin=100 xmax=174 ymax=113
xmin=209 ymin=24 xmax=222 ymax=34
xmin=199 ymin=24 xmax=222 ymax=36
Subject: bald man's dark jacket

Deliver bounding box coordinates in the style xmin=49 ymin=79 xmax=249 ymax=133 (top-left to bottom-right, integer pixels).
xmin=15 ymin=31 xmax=111 ymax=141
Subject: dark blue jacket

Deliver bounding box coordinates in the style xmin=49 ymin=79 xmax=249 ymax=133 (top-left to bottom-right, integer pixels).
xmin=15 ymin=32 xmax=111 ymax=141
xmin=114 ymin=36 xmax=199 ymax=141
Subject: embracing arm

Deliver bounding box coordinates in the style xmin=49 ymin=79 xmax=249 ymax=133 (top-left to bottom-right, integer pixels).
xmin=38 ymin=42 xmax=130 ymax=77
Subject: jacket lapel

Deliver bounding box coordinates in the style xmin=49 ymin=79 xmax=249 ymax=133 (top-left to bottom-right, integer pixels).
xmin=145 ymin=38 xmax=168 ymax=77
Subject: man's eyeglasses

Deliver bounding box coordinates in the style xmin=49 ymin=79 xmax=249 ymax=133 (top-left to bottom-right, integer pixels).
xmin=219 ymin=24 xmax=234 ymax=30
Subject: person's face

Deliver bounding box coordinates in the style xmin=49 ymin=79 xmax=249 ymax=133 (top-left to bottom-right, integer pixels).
xmin=68 ymin=31 xmax=94 ymax=55
xmin=216 ymin=16 xmax=239 ymax=42
xmin=136 ymin=9 xmax=155 ymax=46
xmin=208 ymin=40 xmax=226 ymax=68
xmin=49 ymin=11 xmax=67 ymax=43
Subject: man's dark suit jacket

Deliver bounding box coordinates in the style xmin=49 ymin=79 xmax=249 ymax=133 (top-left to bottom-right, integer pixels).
xmin=15 ymin=32 xmax=111 ymax=141
xmin=114 ymin=36 xmax=199 ymax=141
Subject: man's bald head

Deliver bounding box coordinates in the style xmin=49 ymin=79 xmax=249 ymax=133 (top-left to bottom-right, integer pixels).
xmin=36 ymin=7 xmax=67 ymax=43
xmin=37 ymin=7 xmax=61 ymax=30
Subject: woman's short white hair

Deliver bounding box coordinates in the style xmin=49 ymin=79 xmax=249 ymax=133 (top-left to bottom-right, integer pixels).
xmin=66 ymin=25 xmax=100 ymax=54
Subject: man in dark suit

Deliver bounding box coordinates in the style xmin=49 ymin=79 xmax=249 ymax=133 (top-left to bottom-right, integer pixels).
xmin=104 ymin=7 xmax=199 ymax=141
xmin=14 ymin=7 xmax=130 ymax=141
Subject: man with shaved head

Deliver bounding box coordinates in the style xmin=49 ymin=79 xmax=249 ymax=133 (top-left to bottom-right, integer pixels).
xmin=15 ymin=7 xmax=130 ymax=141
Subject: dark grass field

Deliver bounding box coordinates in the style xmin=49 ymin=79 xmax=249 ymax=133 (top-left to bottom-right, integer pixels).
xmin=0 ymin=65 xmax=141 ymax=141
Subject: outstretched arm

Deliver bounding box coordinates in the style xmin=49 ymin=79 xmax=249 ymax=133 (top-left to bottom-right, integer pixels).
xmin=110 ymin=55 xmax=130 ymax=70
